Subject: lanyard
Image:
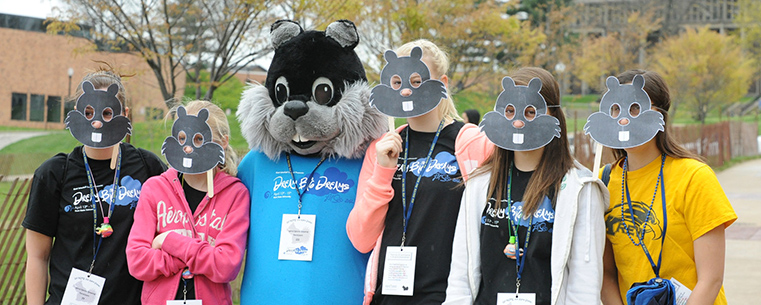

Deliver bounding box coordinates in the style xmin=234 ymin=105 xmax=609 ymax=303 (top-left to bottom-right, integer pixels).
xmin=286 ymin=152 xmax=326 ymax=217
xmin=504 ymin=162 xmax=533 ymax=293
xmin=400 ymin=120 xmax=445 ymax=246
xmin=622 ymin=154 xmax=667 ymax=277
xmin=82 ymin=145 xmax=122 ymax=272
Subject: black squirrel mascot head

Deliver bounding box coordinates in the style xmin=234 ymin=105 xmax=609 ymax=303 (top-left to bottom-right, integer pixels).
xmin=162 ymin=106 xmax=225 ymax=174
xmin=65 ymin=81 xmax=132 ymax=148
xmin=237 ymin=19 xmax=386 ymax=160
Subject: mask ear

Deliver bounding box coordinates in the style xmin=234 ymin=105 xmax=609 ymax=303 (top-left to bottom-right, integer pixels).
xmin=270 ymin=19 xmax=303 ymax=49
xmin=502 ymin=77 xmax=516 ymax=90
xmin=325 ymin=19 xmax=359 ymax=49
xmin=82 ymin=81 xmax=95 ymax=93
xmin=410 ymin=46 xmax=423 ymax=60
xmin=106 ymin=83 xmax=119 ymax=97
xmin=384 ymin=50 xmax=398 ymax=63
xmin=177 ymin=105 xmax=187 ymax=118
xmin=632 ymin=74 xmax=646 ymax=89
xmin=527 ymin=77 xmax=542 ymax=93
xmin=606 ymin=76 xmax=620 ymax=90
xmin=197 ymin=108 xmax=210 ymax=122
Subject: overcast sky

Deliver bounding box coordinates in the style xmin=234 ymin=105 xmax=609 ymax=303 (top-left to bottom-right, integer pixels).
xmin=0 ymin=0 xmax=60 ymax=19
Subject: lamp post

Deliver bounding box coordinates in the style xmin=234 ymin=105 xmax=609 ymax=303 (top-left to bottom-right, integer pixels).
xmin=554 ymin=62 xmax=566 ymax=96
xmin=67 ymin=68 xmax=74 ymax=97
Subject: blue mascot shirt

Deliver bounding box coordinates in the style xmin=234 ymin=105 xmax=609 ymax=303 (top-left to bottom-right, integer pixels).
xmin=237 ymin=150 xmax=368 ymax=304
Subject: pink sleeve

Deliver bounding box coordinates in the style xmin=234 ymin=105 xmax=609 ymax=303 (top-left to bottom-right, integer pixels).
xmin=161 ymin=184 xmax=251 ymax=283
xmin=126 ymin=178 xmax=185 ymax=281
xmin=346 ymin=136 xmax=397 ymax=253
xmin=455 ymin=123 xmax=494 ymax=181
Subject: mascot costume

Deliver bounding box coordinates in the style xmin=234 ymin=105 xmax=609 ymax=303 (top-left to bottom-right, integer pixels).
xmin=236 ymin=19 xmax=387 ymax=303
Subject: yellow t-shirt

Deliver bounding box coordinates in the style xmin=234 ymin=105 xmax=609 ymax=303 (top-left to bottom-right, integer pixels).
xmin=603 ymin=156 xmax=736 ymax=304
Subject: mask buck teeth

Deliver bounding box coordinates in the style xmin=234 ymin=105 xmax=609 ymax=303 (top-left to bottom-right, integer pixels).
xmin=292 ymin=134 xmax=309 ymax=143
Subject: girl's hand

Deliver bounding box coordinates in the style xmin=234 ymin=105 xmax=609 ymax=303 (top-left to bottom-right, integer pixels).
xmin=152 ymin=231 xmax=172 ymax=249
xmin=375 ymin=132 xmax=402 ymax=168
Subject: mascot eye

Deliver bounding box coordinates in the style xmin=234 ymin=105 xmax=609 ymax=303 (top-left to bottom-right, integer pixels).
xmin=312 ymin=77 xmax=334 ymax=105
xmin=193 ymin=133 xmax=204 ymax=148
xmin=629 ymin=103 xmax=641 ymax=117
xmin=178 ymin=131 xmax=187 ymax=145
xmin=102 ymin=107 xmax=114 ymax=122
xmin=524 ymin=106 xmax=537 ymax=121
xmin=505 ymin=105 xmax=516 ymax=120
xmin=409 ymin=73 xmax=422 ymax=88
xmin=610 ymin=104 xmax=621 ymax=118
xmin=391 ymin=75 xmax=402 ymax=90
xmin=85 ymin=105 xmax=95 ymax=120
xmin=275 ymin=76 xmax=289 ymax=105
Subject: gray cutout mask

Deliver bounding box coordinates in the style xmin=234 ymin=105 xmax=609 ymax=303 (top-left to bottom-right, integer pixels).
xmin=369 ymin=46 xmax=448 ymax=118
xmin=65 ymin=81 xmax=132 ymax=148
xmin=479 ymin=77 xmax=561 ymax=151
xmin=162 ymin=106 xmax=225 ymax=174
xmin=584 ymin=75 xmax=665 ymax=149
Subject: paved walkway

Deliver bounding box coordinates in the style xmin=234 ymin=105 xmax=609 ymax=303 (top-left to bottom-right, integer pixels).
xmin=0 ymin=131 xmax=50 ymax=150
xmin=718 ymin=158 xmax=761 ymax=304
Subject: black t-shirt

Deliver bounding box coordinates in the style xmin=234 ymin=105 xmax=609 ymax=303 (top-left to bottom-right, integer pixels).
xmin=175 ymin=172 xmax=204 ymax=300
xmin=475 ymin=166 xmax=555 ymax=305
xmin=373 ymin=121 xmax=465 ymax=305
xmin=23 ymin=143 xmax=166 ymax=305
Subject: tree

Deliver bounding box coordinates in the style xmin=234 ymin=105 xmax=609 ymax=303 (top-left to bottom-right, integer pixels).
xmin=735 ymin=0 xmax=761 ymax=96
xmin=356 ymin=0 xmax=544 ymax=95
xmin=49 ymin=0 xmax=278 ymax=107
xmin=652 ymin=27 xmax=755 ymax=123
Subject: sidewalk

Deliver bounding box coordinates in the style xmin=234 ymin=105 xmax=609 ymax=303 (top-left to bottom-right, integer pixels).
xmin=0 ymin=131 xmax=50 ymax=150
xmin=717 ymin=158 xmax=761 ymax=304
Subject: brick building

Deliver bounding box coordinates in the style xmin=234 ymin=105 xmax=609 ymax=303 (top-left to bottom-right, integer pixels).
xmin=0 ymin=13 xmax=185 ymax=129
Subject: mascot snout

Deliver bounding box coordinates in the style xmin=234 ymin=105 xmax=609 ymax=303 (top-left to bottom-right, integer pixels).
xmin=283 ymin=100 xmax=309 ymax=120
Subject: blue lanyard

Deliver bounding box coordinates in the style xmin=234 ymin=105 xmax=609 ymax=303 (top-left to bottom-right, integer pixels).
xmin=622 ymin=154 xmax=667 ymax=277
xmin=286 ymin=153 xmax=326 ymax=217
xmin=82 ymin=145 xmax=122 ymax=272
xmin=400 ymin=120 xmax=445 ymax=246
xmin=504 ymin=162 xmax=533 ymax=293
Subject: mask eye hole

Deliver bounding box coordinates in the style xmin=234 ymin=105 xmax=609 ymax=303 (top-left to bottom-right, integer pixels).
xmin=524 ymin=106 xmax=537 ymax=121
xmin=275 ymin=76 xmax=289 ymax=105
xmin=505 ymin=105 xmax=516 ymax=120
xmin=409 ymin=73 xmax=422 ymax=88
xmin=610 ymin=104 xmax=621 ymax=118
xmin=193 ymin=133 xmax=204 ymax=148
xmin=390 ymin=75 xmax=402 ymax=90
xmin=312 ymin=77 xmax=334 ymax=105
xmin=629 ymin=103 xmax=641 ymax=117
xmin=102 ymin=107 xmax=114 ymax=122
xmin=178 ymin=131 xmax=187 ymax=145
xmin=85 ymin=105 xmax=95 ymax=120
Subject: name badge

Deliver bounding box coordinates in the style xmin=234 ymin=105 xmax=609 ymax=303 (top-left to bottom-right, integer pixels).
xmin=61 ymin=268 xmax=105 ymax=305
xmin=278 ymin=214 xmax=316 ymax=261
xmin=497 ymin=293 xmax=536 ymax=305
xmin=670 ymin=277 xmax=692 ymax=305
xmin=167 ymin=300 xmax=203 ymax=305
xmin=381 ymin=246 xmax=417 ymax=296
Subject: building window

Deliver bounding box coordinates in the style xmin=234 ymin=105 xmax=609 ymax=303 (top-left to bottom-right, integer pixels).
xmin=47 ymin=96 xmax=62 ymax=122
xmin=30 ymin=94 xmax=45 ymax=122
xmin=11 ymin=93 xmax=27 ymax=121
xmin=64 ymin=98 xmax=76 ymax=118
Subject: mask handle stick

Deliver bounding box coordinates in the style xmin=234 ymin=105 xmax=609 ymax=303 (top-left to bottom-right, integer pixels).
xmin=592 ymin=142 xmax=603 ymax=179
xmin=388 ymin=117 xmax=396 ymax=133
xmin=110 ymin=144 xmax=119 ymax=169
xmin=207 ymin=170 xmax=214 ymax=198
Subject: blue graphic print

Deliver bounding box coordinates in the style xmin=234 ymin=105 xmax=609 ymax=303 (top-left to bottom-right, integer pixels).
xmin=483 ymin=196 xmax=555 ymax=232
xmin=405 ymin=151 xmax=459 ymax=179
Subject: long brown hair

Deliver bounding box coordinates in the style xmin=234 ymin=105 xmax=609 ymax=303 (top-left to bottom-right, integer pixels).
xmin=473 ymin=67 xmax=574 ymax=215
xmin=612 ymin=70 xmax=703 ymax=162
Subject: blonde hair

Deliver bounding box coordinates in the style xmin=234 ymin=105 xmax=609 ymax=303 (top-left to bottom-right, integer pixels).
xmin=396 ymin=39 xmax=462 ymax=122
xmin=171 ymin=100 xmax=239 ymax=176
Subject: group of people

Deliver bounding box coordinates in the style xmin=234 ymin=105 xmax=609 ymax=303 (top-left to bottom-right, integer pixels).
xmin=23 ymin=25 xmax=735 ymax=305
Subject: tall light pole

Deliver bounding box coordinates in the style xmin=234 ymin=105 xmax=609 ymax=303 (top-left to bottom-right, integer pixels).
xmin=67 ymin=68 xmax=74 ymax=97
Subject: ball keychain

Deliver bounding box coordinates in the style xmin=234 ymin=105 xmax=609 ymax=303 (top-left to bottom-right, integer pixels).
xmin=503 ymin=236 xmax=523 ymax=259
xmin=96 ymin=217 xmax=114 ymax=238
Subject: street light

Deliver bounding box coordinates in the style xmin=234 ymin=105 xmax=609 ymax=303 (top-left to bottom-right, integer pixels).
xmin=67 ymin=67 xmax=74 ymax=97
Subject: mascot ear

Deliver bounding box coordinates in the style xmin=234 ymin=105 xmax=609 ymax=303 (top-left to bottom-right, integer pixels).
xmin=410 ymin=46 xmax=423 ymax=60
xmin=106 ymin=83 xmax=119 ymax=97
xmin=197 ymin=108 xmax=209 ymax=122
xmin=527 ymin=77 xmax=543 ymax=93
xmin=270 ymin=19 xmax=303 ymax=49
xmin=325 ymin=19 xmax=359 ymax=49
xmin=502 ymin=77 xmax=516 ymax=90
xmin=384 ymin=50 xmax=398 ymax=63
xmin=606 ymin=76 xmax=620 ymax=90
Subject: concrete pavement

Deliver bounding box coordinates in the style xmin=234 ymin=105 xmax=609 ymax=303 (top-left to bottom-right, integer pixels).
xmin=0 ymin=131 xmax=50 ymax=150
xmin=718 ymin=158 xmax=761 ymax=304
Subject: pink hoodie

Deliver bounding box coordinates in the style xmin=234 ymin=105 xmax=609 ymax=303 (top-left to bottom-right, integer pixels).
xmin=127 ymin=169 xmax=250 ymax=305
xmin=346 ymin=123 xmax=493 ymax=304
